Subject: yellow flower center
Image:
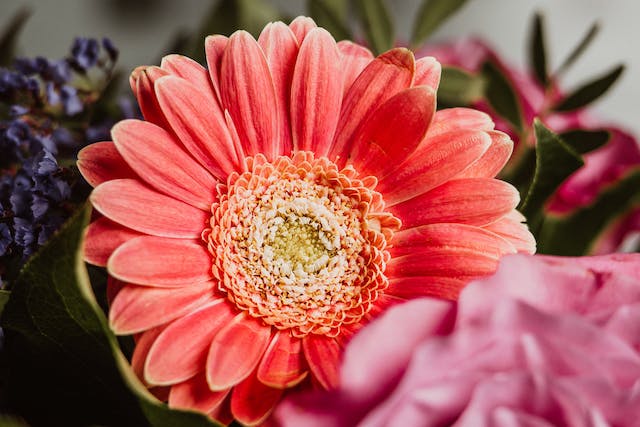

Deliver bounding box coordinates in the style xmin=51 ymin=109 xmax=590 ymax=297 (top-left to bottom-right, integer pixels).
xmin=204 ymin=152 xmax=401 ymax=337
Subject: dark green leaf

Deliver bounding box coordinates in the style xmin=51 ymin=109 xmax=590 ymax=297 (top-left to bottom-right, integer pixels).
xmin=308 ymin=0 xmax=352 ymax=41
xmin=529 ymin=12 xmax=548 ymax=87
xmin=553 ymin=64 xmax=625 ymax=112
xmin=354 ymin=0 xmax=394 ymax=55
xmin=410 ymin=0 xmax=469 ymax=46
xmin=558 ymin=128 xmax=610 ymax=154
xmin=0 ymin=7 xmax=31 ymax=67
xmin=0 ymin=290 xmax=9 ymax=317
xmin=481 ymin=60 xmax=524 ymax=133
xmin=555 ymin=22 xmax=600 ymax=76
xmin=0 ymin=205 xmax=218 ymax=427
xmin=520 ymin=119 xmax=584 ymax=224
xmin=537 ymin=169 xmax=640 ymax=255
xmin=437 ymin=66 xmax=485 ymax=107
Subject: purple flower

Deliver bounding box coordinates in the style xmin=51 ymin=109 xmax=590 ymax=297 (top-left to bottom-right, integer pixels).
xmin=71 ymin=38 xmax=100 ymax=70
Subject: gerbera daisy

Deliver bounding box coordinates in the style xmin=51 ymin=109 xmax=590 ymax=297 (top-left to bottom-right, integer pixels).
xmin=78 ymin=17 xmax=535 ymax=426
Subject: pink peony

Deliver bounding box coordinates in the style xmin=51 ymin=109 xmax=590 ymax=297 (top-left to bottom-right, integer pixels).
xmin=275 ymin=253 xmax=640 ymax=426
xmin=420 ymin=38 xmax=640 ymax=254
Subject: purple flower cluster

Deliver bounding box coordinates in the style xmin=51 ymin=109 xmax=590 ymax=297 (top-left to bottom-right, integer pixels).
xmin=0 ymin=38 xmax=123 ymax=286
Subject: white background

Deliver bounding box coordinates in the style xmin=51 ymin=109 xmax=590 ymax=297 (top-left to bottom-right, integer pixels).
xmin=3 ymin=0 xmax=638 ymax=136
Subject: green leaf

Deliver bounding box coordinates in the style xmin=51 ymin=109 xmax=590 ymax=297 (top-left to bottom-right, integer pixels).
xmin=529 ymin=12 xmax=548 ymax=87
xmin=0 ymin=205 xmax=219 ymax=427
xmin=437 ymin=66 xmax=485 ymax=107
xmin=553 ymin=64 xmax=625 ymax=112
xmin=558 ymin=128 xmax=610 ymax=154
xmin=537 ymin=169 xmax=640 ymax=255
xmin=308 ymin=0 xmax=352 ymax=41
xmin=354 ymin=0 xmax=394 ymax=55
xmin=481 ymin=60 xmax=524 ymax=133
xmin=520 ymin=120 xmax=584 ymax=224
xmin=555 ymin=21 xmax=600 ymax=76
xmin=410 ymin=0 xmax=469 ymax=47
xmin=0 ymin=7 xmax=31 ymax=67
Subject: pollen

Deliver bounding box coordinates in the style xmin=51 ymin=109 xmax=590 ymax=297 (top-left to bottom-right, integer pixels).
xmin=203 ymin=151 xmax=401 ymax=337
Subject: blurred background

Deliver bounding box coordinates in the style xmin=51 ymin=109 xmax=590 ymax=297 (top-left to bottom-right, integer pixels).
xmin=2 ymin=0 xmax=638 ymax=134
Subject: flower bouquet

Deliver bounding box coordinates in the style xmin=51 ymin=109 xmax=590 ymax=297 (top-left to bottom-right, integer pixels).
xmin=0 ymin=1 xmax=638 ymax=426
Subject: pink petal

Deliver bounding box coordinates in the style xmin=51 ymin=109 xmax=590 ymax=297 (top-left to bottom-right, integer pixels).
xmin=131 ymin=66 xmax=170 ymax=128
xmin=77 ymin=141 xmax=137 ymax=187
xmin=109 ymin=281 xmax=215 ymax=335
xmin=457 ymin=130 xmax=513 ymax=179
xmin=329 ymin=48 xmax=415 ymax=166
xmin=160 ymin=54 xmax=217 ymax=103
xmin=337 ymin=40 xmax=374 ymax=96
xmin=155 ymin=75 xmax=241 ymax=179
xmin=204 ymin=35 xmax=228 ymax=104
xmin=83 ymin=216 xmax=143 ymax=266
xmin=168 ymin=373 xmax=230 ymax=414
xmin=302 ymin=335 xmax=341 ymax=390
xmin=131 ymin=325 xmax=166 ymax=384
xmin=111 ymin=119 xmax=217 ymax=210
xmin=257 ymin=331 xmax=307 ymax=388
xmin=206 ymin=313 xmax=272 ymax=390
xmin=341 ymin=298 xmax=455 ymax=400
xmin=289 ymin=16 xmax=317 ymax=43
xmin=349 ymin=85 xmax=436 ymax=178
xmin=390 ymin=178 xmax=520 ymax=228
xmin=484 ymin=210 xmax=536 ymax=254
xmin=379 ymin=130 xmax=492 ymax=205
xmin=426 ymin=107 xmax=495 ymax=139
xmin=291 ymin=28 xmax=342 ymax=155
xmin=144 ymin=300 xmax=235 ymax=385
xmin=231 ymin=369 xmax=283 ymax=426
xmin=258 ymin=22 xmax=299 ymax=154
xmin=414 ymin=56 xmax=441 ymax=90
xmin=108 ymin=236 xmax=212 ymax=286
xmin=220 ymin=31 xmax=279 ymax=159
xmin=91 ymin=179 xmax=208 ymax=238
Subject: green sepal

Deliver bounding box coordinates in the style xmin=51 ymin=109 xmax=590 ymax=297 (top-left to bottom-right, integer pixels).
xmin=437 ymin=66 xmax=485 ymax=108
xmin=529 ymin=12 xmax=549 ymax=88
xmin=410 ymin=0 xmax=469 ymax=47
xmin=537 ymin=170 xmax=640 ymax=255
xmin=553 ymin=64 xmax=625 ymax=112
xmin=0 ymin=204 xmax=219 ymax=427
xmin=481 ymin=60 xmax=524 ymax=133
xmin=308 ymin=0 xmax=352 ymax=41
xmin=519 ymin=120 xmax=584 ymax=229
xmin=353 ymin=0 xmax=394 ymax=55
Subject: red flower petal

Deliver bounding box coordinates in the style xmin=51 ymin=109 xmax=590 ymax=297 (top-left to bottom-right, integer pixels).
xmin=131 ymin=325 xmax=166 ymax=385
xmin=169 ymin=373 xmax=230 ymax=414
xmin=109 ymin=281 xmax=215 ymax=334
xmin=77 ymin=141 xmax=137 ymax=187
xmin=302 ymin=334 xmax=341 ymax=389
xmin=108 ymin=236 xmax=212 ymax=286
xmin=91 ymin=179 xmax=208 ymax=238
xmin=155 ymin=75 xmax=241 ymax=179
xmin=288 ymin=16 xmax=317 ymax=43
xmin=337 ymin=41 xmax=374 ymax=96
xmin=457 ymin=130 xmax=513 ymax=179
xmin=484 ymin=210 xmax=537 ymax=254
xmin=379 ymin=130 xmax=491 ymax=205
xmin=257 ymin=331 xmax=307 ymax=388
xmin=414 ymin=56 xmax=441 ymax=90
xmin=111 ymin=119 xmax=217 ymax=210
xmin=145 ymin=301 xmax=234 ymax=385
xmin=160 ymin=54 xmax=217 ymax=103
xmin=329 ymin=48 xmax=416 ymax=165
xmin=386 ymin=276 xmax=470 ymax=300
xmin=426 ymin=107 xmax=494 ymax=138
xmin=204 ymin=35 xmax=228 ymax=104
xmin=131 ymin=66 xmax=170 ymax=128
xmin=83 ymin=216 xmax=143 ymax=266
xmin=206 ymin=313 xmax=272 ymax=390
xmin=291 ymin=28 xmax=342 ymax=155
xmin=390 ymin=178 xmax=521 ymax=228
xmin=220 ymin=31 xmax=280 ymax=159
xmin=231 ymin=369 xmax=283 ymax=426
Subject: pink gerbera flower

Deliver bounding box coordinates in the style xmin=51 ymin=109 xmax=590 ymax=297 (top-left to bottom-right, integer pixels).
xmin=78 ymin=17 xmax=535 ymax=426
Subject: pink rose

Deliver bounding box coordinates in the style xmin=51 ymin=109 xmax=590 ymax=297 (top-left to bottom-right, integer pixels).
xmin=419 ymin=38 xmax=640 ymax=254
xmin=275 ymin=253 xmax=640 ymax=426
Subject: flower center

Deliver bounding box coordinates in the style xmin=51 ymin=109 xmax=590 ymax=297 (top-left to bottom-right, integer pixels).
xmin=204 ymin=152 xmax=401 ymax=337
